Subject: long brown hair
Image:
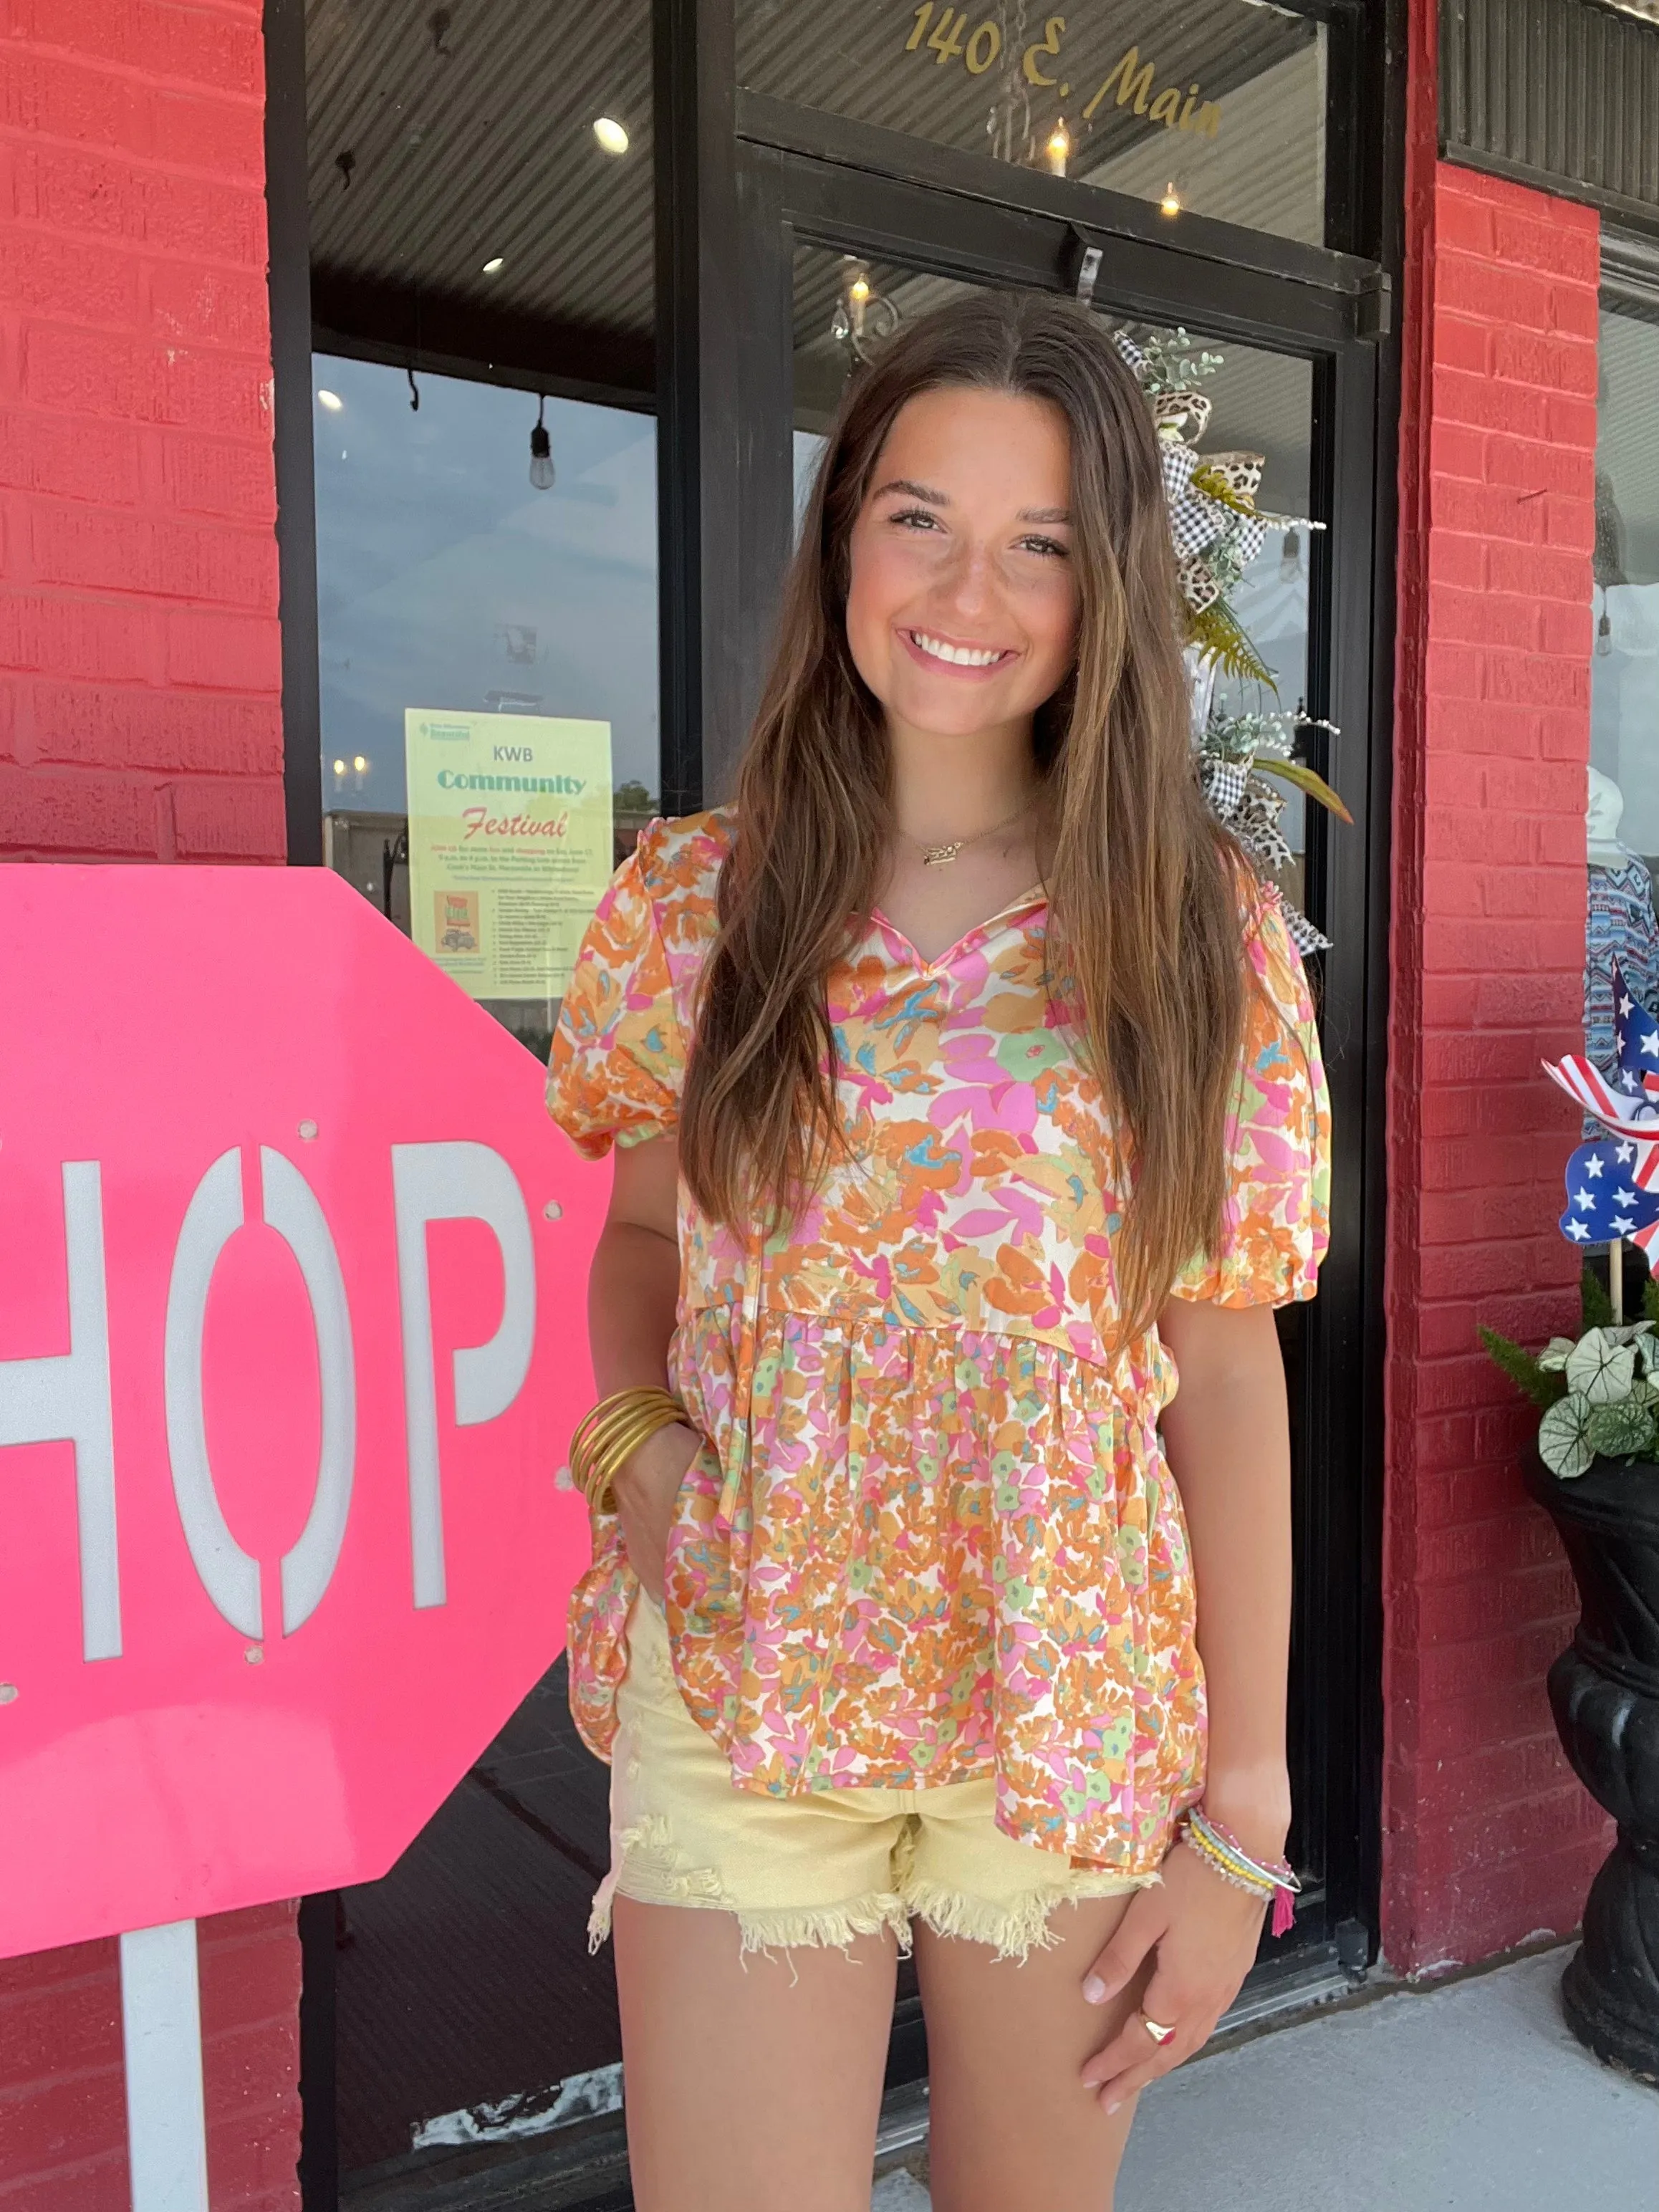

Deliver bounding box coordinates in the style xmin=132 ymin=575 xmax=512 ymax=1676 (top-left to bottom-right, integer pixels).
xmin=678 ymin=290 xmax=1247 ymax=1339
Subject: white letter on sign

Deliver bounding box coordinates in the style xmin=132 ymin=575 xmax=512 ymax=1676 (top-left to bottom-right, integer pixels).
xmin=0 ymin=1161 xmax=120 ymax=1661
xmin=164 ymin=1147 xmax=357 ymax=1640
xmin=391 ymin=1143 xmax=536 ymax=1609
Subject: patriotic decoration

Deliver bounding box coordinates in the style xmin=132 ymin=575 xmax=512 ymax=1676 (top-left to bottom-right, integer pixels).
xmin=1546 ymin=962 xmax=1659 ymax=1260
xmin=1481 ymin=962 xmax=1659 ymax=1477
xmin=1557 ymin=1135 xmax=1659 ymax=1253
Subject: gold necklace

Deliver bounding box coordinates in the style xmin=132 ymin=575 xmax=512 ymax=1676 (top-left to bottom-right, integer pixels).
xmin=903 ymin=797 xmax=1034 ymax=868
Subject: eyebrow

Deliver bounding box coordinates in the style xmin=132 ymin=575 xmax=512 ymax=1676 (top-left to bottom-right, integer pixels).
xmin=871 ymin=477 xmax=948 ymax=504
xmin=870 ymin=479 xmax=1073 ymax=526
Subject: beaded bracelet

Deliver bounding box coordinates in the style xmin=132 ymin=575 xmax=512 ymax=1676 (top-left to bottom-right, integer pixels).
xmin=569 ymin=1387 xmax=689 ymax=1516
xmin=1179 ymin=1808 xmax=1302 ymax=1938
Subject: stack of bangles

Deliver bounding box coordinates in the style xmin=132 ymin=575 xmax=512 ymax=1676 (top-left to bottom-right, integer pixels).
xmin=1178 ymin=1807 xmax=1302 ymax=1939
xmin=569 ymin=1386 xmax=690 ymax=1517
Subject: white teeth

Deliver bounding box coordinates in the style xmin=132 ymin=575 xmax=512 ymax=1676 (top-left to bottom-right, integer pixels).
xmin=911 ymin=631 xmax=1005 ymax=668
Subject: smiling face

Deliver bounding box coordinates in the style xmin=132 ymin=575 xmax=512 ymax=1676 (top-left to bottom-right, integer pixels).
xmin=843 ymin=385 xmax=1081 ymax=750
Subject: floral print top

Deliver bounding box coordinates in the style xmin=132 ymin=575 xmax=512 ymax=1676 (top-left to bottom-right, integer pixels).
xmin=547 ymin=809 xmax=1329 ymax=1870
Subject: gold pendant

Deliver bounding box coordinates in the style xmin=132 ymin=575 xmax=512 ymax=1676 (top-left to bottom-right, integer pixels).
xmin=921 ymin=843 xmax=961 ymax=867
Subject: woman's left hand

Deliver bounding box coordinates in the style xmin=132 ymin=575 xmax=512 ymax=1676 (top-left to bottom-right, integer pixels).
xmin=1078 ymin=1840 xmax=1267 ymax=2110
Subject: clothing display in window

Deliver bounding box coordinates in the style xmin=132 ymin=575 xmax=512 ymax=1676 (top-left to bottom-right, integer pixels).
xmin=1585 ymin=768 xmax=1659 ymax=1103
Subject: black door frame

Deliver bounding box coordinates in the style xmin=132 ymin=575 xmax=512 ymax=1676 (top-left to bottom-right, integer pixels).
xmin=689 ymin=100 xmax=1392 ymax=1999
xmin=266 ymin=0 xmax=1404 ymax=2193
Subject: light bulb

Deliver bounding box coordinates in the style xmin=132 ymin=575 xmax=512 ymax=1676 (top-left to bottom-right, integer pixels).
xmin=1045 ymin=120 xmax=1071 ymax=176
xmin=332 ymin=758 xmax=347 ymax=777
xmin=1160 ymin=182 xmax=1182 ymax=216
xmin=352 ymin=755 xmax=367 ymax=773
xmin=850 ymin=275 xmax=870 ymax=303
xmin=481 ymin=255 xmax=504 ymax=274
xmin=529 ymin=398 xmax=556 ymax=491
xmin=592 ymin=115 xmax=629 ymax=155
xmin=317 ymin=389 xmax=343 ymax=412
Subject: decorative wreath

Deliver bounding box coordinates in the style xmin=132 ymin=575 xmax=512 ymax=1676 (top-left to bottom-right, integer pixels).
xmin=1115 ymin=327 xmax=1350 ymax=953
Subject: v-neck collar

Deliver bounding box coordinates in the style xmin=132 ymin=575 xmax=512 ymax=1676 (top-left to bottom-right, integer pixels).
xmin=866 ymin=883 xmax=1047 ymax=975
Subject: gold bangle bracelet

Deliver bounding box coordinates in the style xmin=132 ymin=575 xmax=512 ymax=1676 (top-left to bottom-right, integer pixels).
xmin=578 ymin=1413 xmax=673 ymax=1508
xmin=571 ymin=1391 xmax=682 ymax=1481
xmin=569 ymin=1388 xmax=688 ymax=1516
xmin=572 ymin=1398 xmax=683 ymax=1484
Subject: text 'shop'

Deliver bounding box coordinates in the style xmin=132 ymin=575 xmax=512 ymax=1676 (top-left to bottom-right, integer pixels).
xmin=1546 ymin=961 xmax=1659 ymax=1254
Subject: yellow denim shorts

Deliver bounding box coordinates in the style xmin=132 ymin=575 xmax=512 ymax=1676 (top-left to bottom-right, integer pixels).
xmin=588 ymin=1596 xmax=1156 ymax=1963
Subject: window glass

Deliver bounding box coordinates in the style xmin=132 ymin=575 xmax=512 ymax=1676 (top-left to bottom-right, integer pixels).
xmin=739 ymin=1 xmax=1329 ymax=246
xmin=312 ymin=360 xmax=658 ymax=1059
xmin=1589 ymin=304 xmax=1659 ymax=1081
xmin=307 ymin=0 xmax=656 ymax=1063
xmin=303 ymin=1 xmax=653 ymax=2183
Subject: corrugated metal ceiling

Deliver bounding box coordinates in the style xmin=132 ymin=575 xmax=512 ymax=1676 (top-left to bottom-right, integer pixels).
xmin=306 ymin=0 xmax=655 ymax=343
xmin=306 ymin=1 xmax=1327 ymax=395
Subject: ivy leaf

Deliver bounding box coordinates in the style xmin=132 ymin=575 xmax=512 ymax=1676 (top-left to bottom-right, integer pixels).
xmin=1539 ymin=1390 xmax=1597 ymax=1478
xmin=1537 ymin=1337 xmax=1577 ymax=1372
xmin=1565 ymin=1330 xmax=1638 ymax=1405
xmin=1585 ymin=1398 xmax=1658 ymax=1461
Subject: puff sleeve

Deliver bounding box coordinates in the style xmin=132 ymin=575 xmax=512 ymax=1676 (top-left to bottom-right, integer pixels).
xmin=1168 ymin=885 xmax=1331 ymax=1307
xmin=546 ymin=838 xmax=686 ymax=1158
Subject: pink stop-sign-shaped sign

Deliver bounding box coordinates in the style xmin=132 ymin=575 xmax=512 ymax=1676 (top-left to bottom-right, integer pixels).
xmin=0 ymin=866 xmax=607 ymax=1961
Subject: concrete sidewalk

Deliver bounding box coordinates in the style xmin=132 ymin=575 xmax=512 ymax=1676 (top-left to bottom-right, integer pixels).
xmin=872 ymin=1947 xmax=1658 ymax=2210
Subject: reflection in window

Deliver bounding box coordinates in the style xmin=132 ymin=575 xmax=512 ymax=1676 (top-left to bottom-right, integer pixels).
xmin=1587 ymin=307 xmax=1659 ymax=1080
xmin=740 ymin=0 xmax=1329 ymax=246
xmin=305 ymin=0 xmax=657 ymax=1063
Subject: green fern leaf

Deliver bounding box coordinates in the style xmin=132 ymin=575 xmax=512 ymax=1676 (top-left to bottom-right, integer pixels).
xmin=1479 ymin=1323 xmax=1569 ymax=1410
xmin=1583 ymin=1266 xmax=1614 ymax=1330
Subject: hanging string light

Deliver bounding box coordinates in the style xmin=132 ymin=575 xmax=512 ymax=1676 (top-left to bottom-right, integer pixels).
xmin=529 ymin=395 xmax=556 ymax=491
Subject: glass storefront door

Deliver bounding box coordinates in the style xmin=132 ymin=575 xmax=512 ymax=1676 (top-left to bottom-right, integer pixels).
xmin=273 ymin=5 xmax=1388 ymax=2200
xmin=726 ymin=142 xmax=1386 ymax=2020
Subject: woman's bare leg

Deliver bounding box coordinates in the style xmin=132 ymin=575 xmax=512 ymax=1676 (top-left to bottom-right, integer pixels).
xmin=915 ymin=1894 xmax=1151 ymax=2212
xmin=612 ymin=1897 xmax=899 ymax=2212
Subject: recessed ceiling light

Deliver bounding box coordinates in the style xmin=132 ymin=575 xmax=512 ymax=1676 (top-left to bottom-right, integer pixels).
xmin=592 ymin=115 xmax=629 ymax=155
xmin=317 ymin=388 xmax=344 ymax=411
xmin=481 ymin=255 xmax=504 ymax=274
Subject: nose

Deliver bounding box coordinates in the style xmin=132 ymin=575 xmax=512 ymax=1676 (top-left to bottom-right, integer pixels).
xmin=935 ymin=534 xmax=999 ymax=625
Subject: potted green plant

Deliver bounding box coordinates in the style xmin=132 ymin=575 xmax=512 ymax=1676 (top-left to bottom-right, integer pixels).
xmin=1484 ymin=1001 xmax=1659 ymax=2079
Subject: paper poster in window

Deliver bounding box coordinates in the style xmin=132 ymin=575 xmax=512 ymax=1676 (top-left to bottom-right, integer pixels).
xmin=404 ymin=711 xmax=613 ymax=1001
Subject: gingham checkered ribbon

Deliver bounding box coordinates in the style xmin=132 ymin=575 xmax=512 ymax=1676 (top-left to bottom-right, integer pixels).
xmin=1160 ymin=436 xmax=1269 ymax=570
xmin=1198 ymin=755 xmax=1331 ymax=954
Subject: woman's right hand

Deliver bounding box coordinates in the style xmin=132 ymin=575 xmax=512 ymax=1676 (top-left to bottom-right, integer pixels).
xmin=612 ymin=1420 xmax=703 ymax=1602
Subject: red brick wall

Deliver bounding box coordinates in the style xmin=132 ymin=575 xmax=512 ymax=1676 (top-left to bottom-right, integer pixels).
xmin=0 ymin=3 xmax=300 ymax=2203
xmin=1384 ymin=0 xmax=1611 ymax=1972
xmin=0 ymin=0 xmax=284 ymax=862
xmin=0 ymin=1909 xmax=302 ymax=2212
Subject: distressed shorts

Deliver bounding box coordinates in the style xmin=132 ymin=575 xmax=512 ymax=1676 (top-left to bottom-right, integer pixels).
xmin=587 ymin=1595 xmax=1156 ymax=1963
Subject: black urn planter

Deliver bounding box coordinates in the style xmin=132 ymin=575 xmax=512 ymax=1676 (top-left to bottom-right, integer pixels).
xmin=1525 ymin=1451 xmax=1659 ymax=2082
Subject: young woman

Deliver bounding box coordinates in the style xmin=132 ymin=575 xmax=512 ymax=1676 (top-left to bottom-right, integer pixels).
xmin=548 ymin=292 xmax=1329 ymax=2212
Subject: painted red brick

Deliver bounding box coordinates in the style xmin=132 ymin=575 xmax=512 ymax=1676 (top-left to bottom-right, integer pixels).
xmin=1383 ymin=0 xmax=1610 ymax=1976
xmin=0 ymin=3 xmax=299 ymax=2205
xmin=0 ymin=0 xmax=281 ymax=867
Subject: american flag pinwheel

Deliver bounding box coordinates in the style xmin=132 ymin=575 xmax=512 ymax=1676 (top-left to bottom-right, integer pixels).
xmin=1546 ymin=962 xmax=1659 ymax=1256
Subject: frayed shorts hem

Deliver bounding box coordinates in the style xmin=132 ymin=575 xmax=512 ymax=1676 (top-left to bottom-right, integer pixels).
xmin=588 ymin=1862 xmax=1158 ymax=1965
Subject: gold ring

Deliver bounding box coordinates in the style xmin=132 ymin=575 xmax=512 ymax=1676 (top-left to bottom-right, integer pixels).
xmin=1140 ymin=2014 xmax=1177 ymax=2046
